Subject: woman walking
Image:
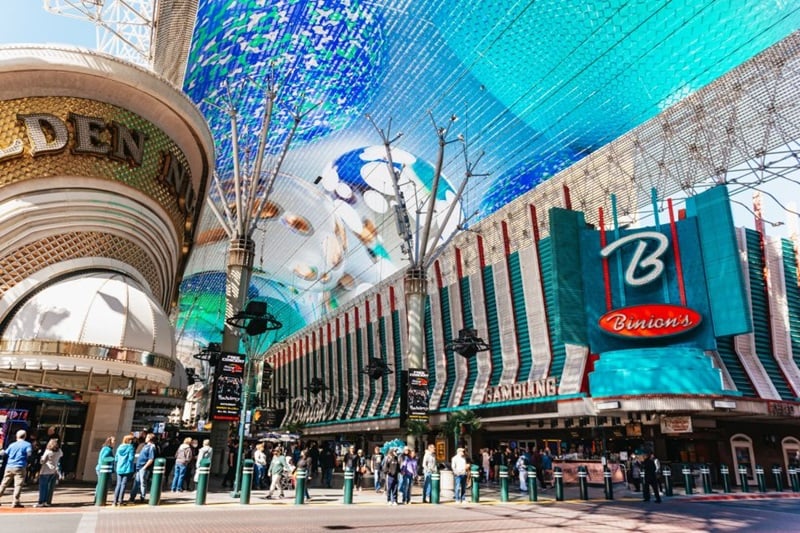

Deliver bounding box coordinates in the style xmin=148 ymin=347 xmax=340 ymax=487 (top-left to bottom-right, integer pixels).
xmin=35 ymin=438 xmax=63 ymax=507
xmin=113 ymin=434 xmax=135 ymax=506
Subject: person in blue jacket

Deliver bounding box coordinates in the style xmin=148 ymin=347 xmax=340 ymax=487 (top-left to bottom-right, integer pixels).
xmin=113 ymin=434 xmax=135 ymax=506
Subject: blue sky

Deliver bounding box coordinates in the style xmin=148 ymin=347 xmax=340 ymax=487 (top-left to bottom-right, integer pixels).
xmin=0 ymin=3 xmax=95 ymax=47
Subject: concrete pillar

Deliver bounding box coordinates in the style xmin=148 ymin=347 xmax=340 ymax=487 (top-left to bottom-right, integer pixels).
xmin=76 ymin=394 xmax=133 ymax=481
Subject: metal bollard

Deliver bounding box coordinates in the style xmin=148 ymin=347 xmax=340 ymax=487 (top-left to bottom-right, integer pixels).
xmin=471 ymin=464 xmax=480 ymax=503
xmin=772 ymin=465 xmax=784 ymax=492
xmin=701 ymin=464 xmax=712 ymax=494
xmin=195 ymin=458 xmax=211 ymax=505
xmin=578 ymin=465 xmax=588 ymax=500
xmin=295 ymin=468 xmax=307 ymax=504
xmin=240 ymin=459 xmax=254 ymax=504
xmin=755 ymin=465 xmax=766 ymax=493
xmin=499 ymin=465 xmax=509 ymax=502
xmin=739 ymin=465 xmax=750 ymax=492
xmin=431 ymin=471 xmax=441 ymax=504
xmin=343 ymin=467 xmax=354 ymax=504
xmin=682 ymin=465 xmax=693 ymax=495
xmin=149 ymin=457 xmax=166 ymax=506
xmin=554 ymin=467 xmax=564 ymax=501
xmin=789 ymin=467 xmax=799 ymax=492
xmin=527 ymin=466 xmax=538 ymax=502
xmin=662 ymin=466 xmax=673 ymax=497
xmin=720 ymin=464 xmax=731 ymax=493
xmin=94 ymin=457 xmax=114 ymax=507
xmin=604 ymin=465 xmax=613 ymax=500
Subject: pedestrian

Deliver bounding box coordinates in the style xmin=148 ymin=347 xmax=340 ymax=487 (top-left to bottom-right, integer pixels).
xmin=421 ymin=444 xmax=437 ymax=503
xmin=265 ymin=447 xmax=288 ymax=499
xmin=222 ymin=439 xmax=237 ymax=488
xmin=112 ymin=434 xmax=135 ymax=506
xmin=382 ymin=448 xmax=400 ymax=505
xmin=35 ymin=438 xmax=63 ymax=507
xmin=400 ymin=449 xmax=418 ymax=504
xmin=0 ymin=429 xmax=33 ymax=508
xmin=516 ymin=449 xmax=529 ymax=492
xmin=451 ymin=447 xmax=468 ymax=504
xmin=481 ymin=448 xmax=491 ymax=483
xmin=541 ymin=448 xmax=553 ymax=489
xmin=253 ymin=442 xmax=268 ymax=490
xmin=397 ymin=446 xmax=410 ymax=503
xmin=631 ymin=456 xmax=642 ymax=492
xmin=642 ymin=452 xmax=662 ymax=503
xmin=320 ymin=445 xmax=335 ymax=488
xmin=296 ymin=449 xmax=311 ymax=502
xmin=355 ymin=449 xmax=368 ymax=493
xmin=371 ymin=445 xmax=384 ymax=493
xmin=193 ymin=439 xmax=213 ymax=486
xmin=171 ymin=437 xmax=193 ymax=492
xmin=129 ymin=433 xmax=157 ymax=503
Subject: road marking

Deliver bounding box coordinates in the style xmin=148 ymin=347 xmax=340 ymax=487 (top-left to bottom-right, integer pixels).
xmin=76 ymin=510 xmax=98 ymax=533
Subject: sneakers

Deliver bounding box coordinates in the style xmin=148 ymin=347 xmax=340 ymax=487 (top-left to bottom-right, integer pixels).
xmin=12 ymin=503 xmax=24 ymax=508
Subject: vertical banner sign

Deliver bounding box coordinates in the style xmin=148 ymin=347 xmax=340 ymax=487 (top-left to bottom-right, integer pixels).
xmin=211 ymin=352 xmax=246 ymax=421
xmin=407 ymin=368 xmax=429 ymax=423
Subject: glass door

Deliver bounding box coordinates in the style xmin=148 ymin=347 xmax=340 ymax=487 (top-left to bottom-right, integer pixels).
xmin=730 ymin=433 xmax=754 ymax=486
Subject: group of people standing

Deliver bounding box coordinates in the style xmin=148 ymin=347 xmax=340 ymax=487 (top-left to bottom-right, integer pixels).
xmin=97 ymin=432 xmax=213 ymax=507
xmin=0 ymin=429 xmax=63 ymax=508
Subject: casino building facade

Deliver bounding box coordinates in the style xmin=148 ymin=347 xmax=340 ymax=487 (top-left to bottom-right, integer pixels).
xmin=263 ymin=33 xmax=800 ymax=484
xmin=0 ymin=46 xmax=213 ymax=480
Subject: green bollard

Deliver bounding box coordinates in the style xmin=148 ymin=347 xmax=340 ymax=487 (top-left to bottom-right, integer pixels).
xmin=578 ymin=465 xmax=589 ymax=500
xmin=470 ymin=464 xmax=480 ymax=503
xmin=149 ymin=457 xmax=166 ymax=506
xmin=739 ymin=465 xmax=750 ymax=493
xmin=772 ymin=465 xmax=784 ymax=492
xmin=240 ymin=459 xmax=254 ymax=505
xmin=431 ymin=471 xmax=441 ymax=504
xmin=94 ymin=456 xmax=114 ymax=507
xmin=554 ymin=467 xmax=564 ymax=501
xmin=527 ymin=466 xmax=538 ymax=502
xmin=343 ymin=467 xmax=354 ymax=504
xmin=663 ymin=466 xmax=673 ymax=497
xmin=720 ymin=464 xmax=731 ymax=493
xmin=755 ymin=465 xmax=766 ymax=493
xmin=789 ymin=467 xmax=799 ymax=492
xmin=295 ymin=469 xmax=307 ymax=505
xmin=499 ymin=465 xmax=509 ymax=502
xmin=603 ymin=465 xmax=613 ymax=500
xmin=195 ymin=458 xmax=211 ymax=505
xmin=682 ymin=465 xmax=693 ymax=495
xmin=701 ymin=465 xmax=712 ymax=494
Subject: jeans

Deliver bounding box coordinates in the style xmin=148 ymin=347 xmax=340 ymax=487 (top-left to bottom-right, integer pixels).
xmin=454 ymin=474 xmax=467 ymax=502
xmin=322 ymin=467 xmax=333 ymax=488
xmin=131 ymin=468 xmax=151 ymax=501
xmin=519 ymin=468 xmax=528 ymax=491
xmin=113 ymin=472 xmax=132 ymax=505
xmin=38 ymin=473 xmax=57 ymax=504
xmin=386 ymin=474 xmax=398 ymax=503
xmin=171 ymin=463 xmax=187 ymax=492
xmin=401 ymin=473 xmax=413 ymax=503
xmin=374 ymin=471 xmax=383 ymax=491
xmin=422 ymin=472 xmax=432 ymax=502
xmin=254 ymin=464 xmax=266 ymax=489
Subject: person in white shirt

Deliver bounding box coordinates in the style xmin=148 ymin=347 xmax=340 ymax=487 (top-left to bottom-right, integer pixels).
xmin=451 ymin=448 xmax=468 ymax=503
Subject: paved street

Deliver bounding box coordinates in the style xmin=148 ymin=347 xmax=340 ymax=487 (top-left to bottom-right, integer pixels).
xmin=1 ymin=479 xmax=798 ymax=532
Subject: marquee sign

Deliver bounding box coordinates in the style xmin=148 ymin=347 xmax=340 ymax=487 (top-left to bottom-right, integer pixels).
xmin=598 ymin=303 xmax=702 ymax=338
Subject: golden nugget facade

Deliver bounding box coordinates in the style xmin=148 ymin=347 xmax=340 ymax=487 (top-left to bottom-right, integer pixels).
xmin=0 ymin=46 xmax=213 ymax=480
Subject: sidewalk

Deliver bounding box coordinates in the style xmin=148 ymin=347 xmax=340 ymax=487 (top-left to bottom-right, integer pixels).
xmin=2 ymin=475 xmax=799 ymax=512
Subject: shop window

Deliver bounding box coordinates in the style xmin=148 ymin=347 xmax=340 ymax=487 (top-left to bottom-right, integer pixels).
xmin=781 ymin=436 xmax=800 ymax=470
xmin=730 ymin=433 xmax=754 ymax=486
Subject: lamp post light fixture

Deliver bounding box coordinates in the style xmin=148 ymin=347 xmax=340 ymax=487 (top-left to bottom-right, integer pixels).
xmin=361 ymin=357 xmax=393 ymax=380
xmin=445 ymin=328 xmax=490 ymax=359
xmin=225 ymin=299 xmax=281 ymax=498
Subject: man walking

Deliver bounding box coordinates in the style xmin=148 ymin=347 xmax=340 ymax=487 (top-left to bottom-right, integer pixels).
xmin=451 ymin=447 xmax=468 ymax=504
xmin=421 ymin=444 xmax=437 ymax=503
xmin=0 ymin=430 xmax=33 ymax=507
xmin=642 ymin=451 xmax=662 ymax=503
xmin=130 ymin=433 xmax=157 ymax=503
